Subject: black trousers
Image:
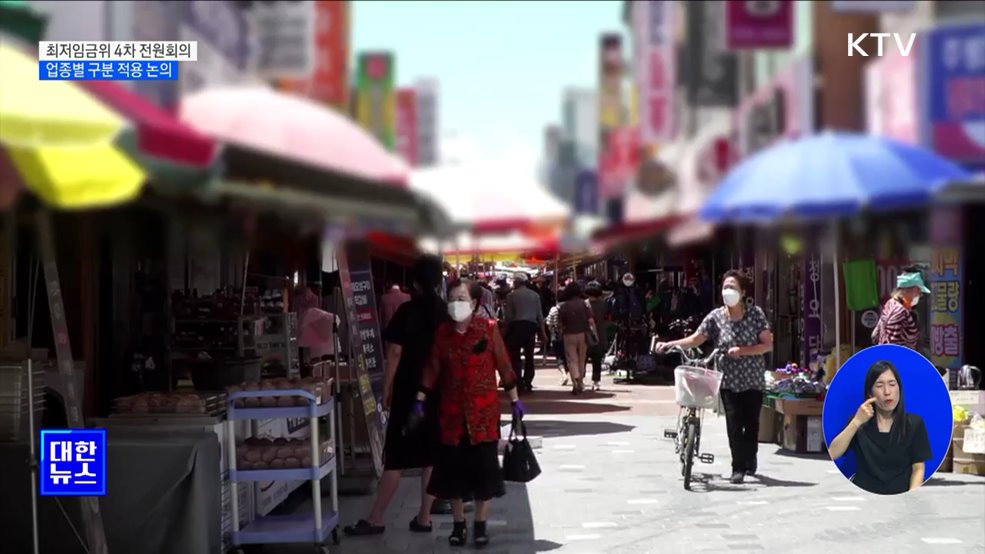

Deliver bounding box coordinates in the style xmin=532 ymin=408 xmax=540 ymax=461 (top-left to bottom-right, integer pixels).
xmin=507 ymin=321 xmax=538 ymax=387
xmin=720 ymin=389 xmax=763 ymax=473
xmin=588 ymin=344 xmax=605 ymax=383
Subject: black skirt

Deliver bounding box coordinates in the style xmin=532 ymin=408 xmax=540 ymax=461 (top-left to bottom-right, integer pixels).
xmin=428 ymin=436 xmax=505 ymax=502
xmin=383 ymin=395 xmax=439 ymax=471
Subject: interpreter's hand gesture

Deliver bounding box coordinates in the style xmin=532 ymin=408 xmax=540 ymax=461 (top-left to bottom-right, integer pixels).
xmin=853 ymin=397 xmax=878 ymax=427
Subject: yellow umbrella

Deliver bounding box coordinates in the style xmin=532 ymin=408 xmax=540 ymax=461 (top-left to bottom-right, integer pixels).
xmin=0 ymin=40 xmax=145 ymax=209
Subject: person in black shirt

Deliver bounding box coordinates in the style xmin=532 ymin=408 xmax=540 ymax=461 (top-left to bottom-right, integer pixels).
xmin=344 ymin=255 xmax=447 ymax=536
xmin=828 ymin=360 xmax=933 ymax=495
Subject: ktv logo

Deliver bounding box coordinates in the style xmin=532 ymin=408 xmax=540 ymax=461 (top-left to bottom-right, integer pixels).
xmin=848 ymin=32 xmax=917 ymax=57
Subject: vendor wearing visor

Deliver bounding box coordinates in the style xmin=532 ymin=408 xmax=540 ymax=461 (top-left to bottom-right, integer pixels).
xmin=872 ymin=268 xmax=931 ymax=351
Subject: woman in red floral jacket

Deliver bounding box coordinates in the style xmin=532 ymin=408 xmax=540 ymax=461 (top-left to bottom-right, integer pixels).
xmin=412 ymin=278 xmax=524 ymax=548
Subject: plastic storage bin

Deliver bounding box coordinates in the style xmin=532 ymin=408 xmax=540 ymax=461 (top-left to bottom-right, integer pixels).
xmin=674 ymin=366 xmax=723 ymax=410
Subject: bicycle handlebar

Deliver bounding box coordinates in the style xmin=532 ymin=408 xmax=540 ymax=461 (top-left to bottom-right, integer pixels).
xmin=665 ymin=345 xmax=721 ymax=368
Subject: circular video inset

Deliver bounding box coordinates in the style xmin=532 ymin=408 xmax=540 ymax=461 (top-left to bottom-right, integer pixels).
xmin=822 ymin=344 xmax=953 ymax=495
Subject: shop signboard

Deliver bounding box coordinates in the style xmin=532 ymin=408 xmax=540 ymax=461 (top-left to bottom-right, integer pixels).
xmin=635 ymin=0 xmax=677 ymax=143
xmin=599 ymin=126 xmax=640 ymax=200
xmin=574 ymin=169 xmax=599 ymax=215
xmin=598 ymin=34 xmax=624 ymax=133
xmin=180 ymin=0 xmax=252 ymax=97
xmin=337 ymin=239 xmax=386 ymax=477
xmin=930 ymin=247 xmax=963 ymax=369
xmin=415 ymin=79 xmax=439 ymax=167
xmin=800 ymin=248 xmax=822 ymax=368
xmin=734 ymin=56 xmax=813 ymax=158
xmin=396 ymin=87 xmax=419 ymax=166
xmin=252 ymin=0 xmax=316 ymax=79
xmin=865 ymin=36 xmax=920 ymax=144
xmin=921 ymin=23 xmax=985 ymax=166
xmin=685 ymin=1 xmax=738 ymax=107
xmin=725 ymin=0 xmax=794 ymax=50
xmin=356 ymin=51 xmax=397 ymax=151
xmin=279 ymin=0 xmax=350 ymax=110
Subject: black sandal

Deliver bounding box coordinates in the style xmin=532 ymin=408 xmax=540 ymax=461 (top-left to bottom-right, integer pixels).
xmin=474 ymin=520 xmax=489 ymax=548
xmin=342 ymin=519 xmax=385 ymax=536
xmin=448 ymin=520 xmax=468 ymax=546
xmin=409 ymin=516 xmax=432 ymax=533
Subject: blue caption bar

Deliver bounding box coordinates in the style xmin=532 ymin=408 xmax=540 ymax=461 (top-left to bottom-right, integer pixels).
xmin=38 ymin=60 xmax=179 ymax=81
xmin=40 ymin=428 xmax=108 ymax=497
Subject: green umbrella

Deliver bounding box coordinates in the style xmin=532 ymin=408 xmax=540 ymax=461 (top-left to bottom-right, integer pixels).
xmin=0 ymin=0 xmax=48 ymax=44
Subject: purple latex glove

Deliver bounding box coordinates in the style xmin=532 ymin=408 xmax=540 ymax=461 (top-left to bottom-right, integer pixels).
xmin=512 ymin=400 xmax=525 ymax=420
xmin=412 ymin=399 xmax=426 ymax=416
xmin=402 ymin=400 xmax=427 ymax=436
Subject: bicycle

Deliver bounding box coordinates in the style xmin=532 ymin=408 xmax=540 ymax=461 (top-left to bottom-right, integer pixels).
xmin=662 ymin=346 xmax=722 ymax=490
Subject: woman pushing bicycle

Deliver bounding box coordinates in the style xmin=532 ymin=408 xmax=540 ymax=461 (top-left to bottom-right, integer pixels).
xmin=656 ymin=270 xmax=773 ymax=484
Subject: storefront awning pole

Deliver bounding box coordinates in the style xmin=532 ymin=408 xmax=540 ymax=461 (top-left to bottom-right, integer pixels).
xmin=240 ymin=250 xmax=251 ymax=316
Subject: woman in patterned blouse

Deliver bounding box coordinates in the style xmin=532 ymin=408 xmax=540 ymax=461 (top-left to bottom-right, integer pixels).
xmin=871 ymin=268 xmax=930 ymax=351
xmin=412 ymin=278 xmax=524 ymax=548
xmin=656 ymin=270 xmax=773 ymax=485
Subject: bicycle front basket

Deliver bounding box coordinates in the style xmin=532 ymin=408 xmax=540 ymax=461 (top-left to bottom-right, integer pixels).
xmin=674 ymin=365 xmax=723 ymax=410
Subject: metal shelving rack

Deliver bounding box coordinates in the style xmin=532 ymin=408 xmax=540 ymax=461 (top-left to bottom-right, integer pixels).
xmin=238 ymin=313 xmax=301 ymax=379
xmin=225 ymin=387 xmax=340 ymax=553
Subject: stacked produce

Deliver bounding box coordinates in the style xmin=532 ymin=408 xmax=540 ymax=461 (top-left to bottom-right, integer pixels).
xmin=227 ymin=376 xmax=331 ymax=408
xmin=113 ymin=391 xmax=224 ymax=415
xmin=235 ymin=437 xmax=334 ymax=470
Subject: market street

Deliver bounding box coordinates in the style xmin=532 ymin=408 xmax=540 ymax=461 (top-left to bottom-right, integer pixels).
xmin=275 ymin=369 xmax=985 ymax=554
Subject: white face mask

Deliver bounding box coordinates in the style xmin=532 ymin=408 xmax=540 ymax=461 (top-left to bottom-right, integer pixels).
xmin=722 ymin=288 xmax=742 ymax=307
xmin=448 ymin=301 xmax=473 ymax=322
xmin=623 ymin=278 xmax=635 ymax=287
xmin=910 ymin=295 xmax=920 ymax=307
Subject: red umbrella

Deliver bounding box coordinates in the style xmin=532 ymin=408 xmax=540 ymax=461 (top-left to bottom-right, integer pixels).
xmin=78 ymin=80 xmax=218 ymax=168
xmin=179 ymin=87 xmax=409 ymax=185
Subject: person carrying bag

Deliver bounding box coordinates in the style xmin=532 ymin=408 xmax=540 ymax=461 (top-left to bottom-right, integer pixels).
xmin=502 ymin=416 xmax=541 ymax=483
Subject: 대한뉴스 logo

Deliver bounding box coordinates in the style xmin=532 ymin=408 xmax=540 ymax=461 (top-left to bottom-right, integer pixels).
xmin=848 ymin=32 xmax=917 ymax=57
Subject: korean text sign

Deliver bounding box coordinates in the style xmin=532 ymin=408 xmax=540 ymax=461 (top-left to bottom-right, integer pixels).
xmin=800 ymin=249 xmax=822 ymax=368
xmin=38 ymin=61 xmax=178 ymax=81
xmin=923 ymin=24 xmax=985 ymax=163
xmin=41 ymin=429 xmax=107 ymax=496
xmin=635 ymin=0 xmax=677 ymax=143
xmin=930 ymin=247 xmax=963 ymax=369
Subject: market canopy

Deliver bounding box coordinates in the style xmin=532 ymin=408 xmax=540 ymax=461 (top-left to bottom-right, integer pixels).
xmin=700 ymin=131 xmax=973 ymax=223
xmin=0 ymin=39 xmax=145 ymax=210
xmin=409 ymin=163 xmax=570 ymax=234
xmin=179 ymin=86 xmax=409 ymax=185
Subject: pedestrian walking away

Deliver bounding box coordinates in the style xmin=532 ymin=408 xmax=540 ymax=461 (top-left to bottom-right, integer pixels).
xmin=585 ymin=281 xmax=610 ymax=391
xmin=558 ymin=281 xmax=598 ymax=395
xmin=545 ymin=291 xmax=569 ymax=386
xmin=656 ymin=270 xmax=773 ymax=484
xmin=343 ymin=255 xmax=445 ymax=537
xmin=504 ymin=272 xmax=546 ymax=393
xmin=409 ymin=278 xmax=525 ymax=548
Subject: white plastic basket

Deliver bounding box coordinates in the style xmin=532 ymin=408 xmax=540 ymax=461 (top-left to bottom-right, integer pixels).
xmin=674 ymin=365 xmax=723 ymax=410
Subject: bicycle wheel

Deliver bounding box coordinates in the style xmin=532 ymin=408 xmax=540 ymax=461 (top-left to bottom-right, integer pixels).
xmin=683 ymin=420 xmax=698 ymax=490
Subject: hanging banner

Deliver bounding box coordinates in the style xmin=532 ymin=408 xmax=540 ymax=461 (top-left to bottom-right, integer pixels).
xmin=599 ymin=126 xmax=641 ymax=200
xmin=800 ymin=249 xmax=822 ymax=367
xmin=685 ymin=1 xmax=738 ymax=107
xmin=725 ymin=0 xmax=795 ymax=50
xmin=356 ymin=51 xmax=397 ymax=150
xmin=415 ymin=79 xmax=439 ymax=167
xmin=574 ymin=169 xmax=599 ymax=215
xmin=930 ymin=247 xmax=963 ymax=369
xmin=337 ymin=239 xmax=386 ymax=477
xmin=865 ymin=35 xmax=920 ymax=144
xmin=636 ymin=0 xmax=677 ymax=143
xmin=922 ymin=23 xmax=985 ymax=165
xmin=279 ymin=0 xmax=350 ymax=111
xmin=396 ymin=88 xmax=420 ymax=166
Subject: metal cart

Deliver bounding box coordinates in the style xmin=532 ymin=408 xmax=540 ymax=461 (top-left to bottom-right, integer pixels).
xmin=225 ymin=387 xmax=340 ymax=554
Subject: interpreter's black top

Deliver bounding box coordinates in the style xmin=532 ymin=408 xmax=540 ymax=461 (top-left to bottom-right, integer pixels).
xmin=850 ymin=412 xmax=933 ymax=495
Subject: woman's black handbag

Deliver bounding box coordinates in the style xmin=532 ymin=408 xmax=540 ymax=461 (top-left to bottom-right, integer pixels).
xmin=502 ymin=417 xmax=541 ymax=483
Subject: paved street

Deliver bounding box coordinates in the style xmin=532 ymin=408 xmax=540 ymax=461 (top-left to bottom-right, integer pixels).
xmin=286 ymin=366 xmax=985 ymax=554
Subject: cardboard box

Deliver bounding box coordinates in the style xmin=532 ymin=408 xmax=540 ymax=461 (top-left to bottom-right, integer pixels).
xmin=950 ymin=391 xmax=985 ymax=417
xmin=775 ymin=398 xmax=824 ymax=417
xmin=781 ymin=414 xmax=825 ymax=453
xmin=952 ymin=460 xmax=985 ymax=476
xmin=758 ymin=405 xmax=777 ymax=443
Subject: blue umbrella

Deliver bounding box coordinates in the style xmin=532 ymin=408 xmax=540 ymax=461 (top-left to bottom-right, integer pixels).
xmin=700 ymin=131 xmax=972 ymax=223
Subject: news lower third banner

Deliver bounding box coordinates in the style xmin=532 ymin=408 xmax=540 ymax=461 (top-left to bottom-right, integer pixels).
xmin=39 ymin=60 xmax=179 ymax=81
xmin=40 ymin=428 xmax=108 ymax=496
